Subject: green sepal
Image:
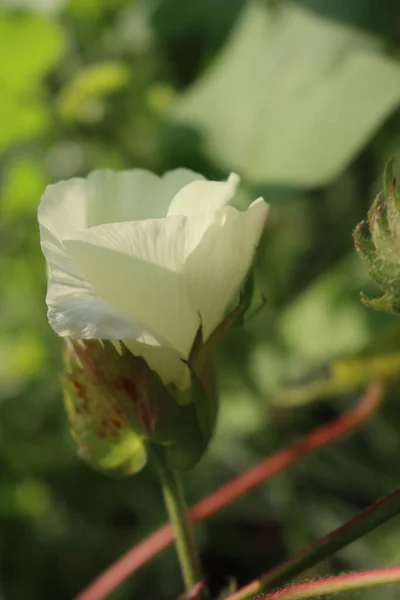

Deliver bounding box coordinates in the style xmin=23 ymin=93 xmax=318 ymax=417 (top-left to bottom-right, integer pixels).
xmin=353 ymin=220 xmax=376 ymax=258
xmin=63 ymin=338 xmax=217 ymax=474
xmin=63 ymin=341 xmax=148 ymax=476
xmin=354 ymin=155 xmax=400 ymax=315
xmin=190 ymin=282 xmax=253 ymax=373
xmin=233 ymin=268 xmax=255 ymax=328
xmin=360 ymin=292 xmax=394 ymax=312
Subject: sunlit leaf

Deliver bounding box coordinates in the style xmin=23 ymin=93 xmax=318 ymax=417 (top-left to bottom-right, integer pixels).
xmin=0 ymin=479 xmax=51 ymax=519
xmin=0 ymin=12 xmax=64 ymax=150
xmin=0 ymin=12 xmax=64 ymax=92
xmin=0 ymin=335 xmax=46 ymax=395
xmin=57 ymin=62 xmax=130 ymax=122
xmin=0 ymin=96 xmax=46 ymax=151
xmin=1 ymin=0 xmax=66 ymax=15
xmin=1 ymin=159 xmax=47 ymax=217
xmin=170 ymin=1 xmax=400 ymax=186
xmin=280 ymin=255 xmax=370 ymax=362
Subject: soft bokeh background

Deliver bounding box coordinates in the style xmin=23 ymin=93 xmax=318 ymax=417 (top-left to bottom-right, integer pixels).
xmin=2 ymin=0 xmax=400 ymax=598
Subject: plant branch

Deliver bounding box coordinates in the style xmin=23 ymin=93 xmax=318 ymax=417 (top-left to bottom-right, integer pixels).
xmin=225 ymin=487 xmax=400 ymax=600
xmin=75 ymin=382 xmax=383 ymax=600
xmin=255 ymin=566 xmax=400 ymax=599
xmin=190 ymin=381 xmax=382 ymax=522
xmin=155 ymin=450 xmax=206 ymax=599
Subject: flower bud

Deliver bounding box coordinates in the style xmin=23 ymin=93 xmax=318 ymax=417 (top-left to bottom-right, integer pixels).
xmin=354 ymin=157 xmax=400 ymax=313
xmin=38 ymin=166 xmax=269 ymax=475
xmin=63 ymin=338 xmax=217 ymax=475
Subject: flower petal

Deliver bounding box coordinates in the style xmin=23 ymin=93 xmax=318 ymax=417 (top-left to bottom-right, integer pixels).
xmin=39 ymin=183 xmax=147 ymax=340
xmin=39 ymin=168 xmax=206 ymax=233
xmin=38 ymin=177 xmax=87 ymax=238
xmin=183 ymin=198 xmax=269 ymax=339
xmin=124 ymin=339 xmax=191 ymax=391
xmin=161 ymin=168 xmax=204 ymax=207
xmin=86 ymin=168 xmax=205 ymax=226
xmin=63 ymin=219 xmax=200 ymax=357
xmin=167 ymin=172 xmax=240 ymax=217
xmin=40 ymin=219 xmax=188 ymax=388
xmin=86 ymin=170 xmax=163 ymax=226
xmin=40 ymin=230 xmax=144 ymax=341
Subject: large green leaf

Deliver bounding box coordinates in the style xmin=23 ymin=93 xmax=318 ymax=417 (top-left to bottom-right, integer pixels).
xmin=57 ymin=62 xmax=130 ymax=122
xmin=0 ymin=12 xmax=64 ymax=92
xmin=170 ymin=1 xmax=400 ymax=186
xmin=0 ymin=12 xmax=64 ymax=150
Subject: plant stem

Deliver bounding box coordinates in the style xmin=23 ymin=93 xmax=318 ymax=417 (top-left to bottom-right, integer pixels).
xmin=226 ymin=486 xmax=400 ymax=600
xmin=74 ymin=382 xmax=382 ymax=600
xmin=156 ymin=450 xmax=206 ymax=599
xmin=256 ymin=566 xmax=400 ymax=599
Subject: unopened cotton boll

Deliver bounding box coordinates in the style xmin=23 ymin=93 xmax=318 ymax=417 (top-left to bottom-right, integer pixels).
xmin=39 ymin=167 xmax=269 ymax=473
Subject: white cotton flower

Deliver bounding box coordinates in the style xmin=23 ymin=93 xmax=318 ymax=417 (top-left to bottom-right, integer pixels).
xmin=38 ymin=168 xmax=269 ymax=389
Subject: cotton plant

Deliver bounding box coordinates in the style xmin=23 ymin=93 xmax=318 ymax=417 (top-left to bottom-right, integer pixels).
xmin=38 ymin=168 xmax=268 ymax=596
xmin=38 ymin=164 xmax=400 ymax=600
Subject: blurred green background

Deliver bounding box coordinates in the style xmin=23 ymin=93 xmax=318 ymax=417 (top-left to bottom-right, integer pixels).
xmin=2 ymin=0 xmax=400 ymax=598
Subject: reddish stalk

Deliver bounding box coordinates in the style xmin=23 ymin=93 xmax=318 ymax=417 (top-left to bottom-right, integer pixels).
xmin=225 ymin=486 xmax=400 ymax=600
xmin=256 ymin=566 xmax=400 ymax=599
xmin=75 ymin=381 xmax=383 ymax=600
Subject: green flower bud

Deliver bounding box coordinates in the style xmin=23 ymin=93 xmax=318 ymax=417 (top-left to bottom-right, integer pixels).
xmin=38 ymin=166 xmax=269 ymax=477
xmin=63 ymin=338 xmax=217 ymax=475
xmin=354 ymin=156 xmax=400 ymax=313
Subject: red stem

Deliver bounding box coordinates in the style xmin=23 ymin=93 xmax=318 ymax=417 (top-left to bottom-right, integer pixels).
xmin=75 ymin=381 xmax=383 ymax=600
xmin=257 ymin=566 xmax=400 ymax=599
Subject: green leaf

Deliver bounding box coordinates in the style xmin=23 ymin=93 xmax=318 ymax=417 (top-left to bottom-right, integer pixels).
xmin=1 ymin=159 xmax=47 ymax=217
xmin=0 ymin=12 xmax=64 ymax=150
xmin=0 ymin=12 xmax=64 ymax=92
xmin=57 ymin=62 xmax=130 ymax=121
xmin=170 ymin=1 xmax=400 ymax=186
xmin=280 ymin=255 xmax=370 ymax=363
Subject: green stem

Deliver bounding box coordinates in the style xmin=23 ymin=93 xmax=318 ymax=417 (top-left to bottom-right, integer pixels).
xmin=256 ymin=567 xmax=400 ymax=599
xmin=155 ymin=450 xmax=206 ymax=598
xmin=227 ymin=486 xmax=400 ymax=600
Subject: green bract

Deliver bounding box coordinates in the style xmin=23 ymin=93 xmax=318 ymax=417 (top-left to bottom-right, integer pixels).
xmin=354 ymin=157 xmax=400 ymax=313
xmin=63 ymin=337 xmax=217 ymax=475
xmin=62 ymin=289 xmax=254 ymax=476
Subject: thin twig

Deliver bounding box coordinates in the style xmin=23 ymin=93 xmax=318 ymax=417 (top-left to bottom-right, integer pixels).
xmin=226 ymin=485 xmax=400 ymax=600
xmin=256 ymin=566 xmax=400 ymax=599
xmin=75 ymin=382 xmax=383 ymax=600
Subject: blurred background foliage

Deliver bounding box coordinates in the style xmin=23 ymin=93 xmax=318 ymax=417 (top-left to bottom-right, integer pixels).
xmin=2 ymin=0 xmax=400 ymax=598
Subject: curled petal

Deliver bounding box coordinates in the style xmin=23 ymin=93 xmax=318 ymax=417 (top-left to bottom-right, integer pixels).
xmin=184 ymin=198 xmax=269 ymax=339
xmin=124 ymin=340 xmax=190 ymax=392
xmin=38 ymin=178 xmax=87 ymax=238
xmin=63 ymin=219 xmax=200 ymax=357
xmin=167 ymin=172 xmax=240 ymax=217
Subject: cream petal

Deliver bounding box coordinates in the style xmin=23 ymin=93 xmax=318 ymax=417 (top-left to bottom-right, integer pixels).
xmin=124 ymin=339 xmax=191 ymax=391
xmin=48 ymin=294 xmax=145 ymax=339
xmin=63 ymin=219 xmax=200 ymax=357
xmin=38 ymin=177 xmax=87 ymax=239
xmin=86 ymin=168 xmax=205 ymax=226
xmin=38 ymin=168 xmax=206 ymax=236
xmin=40 ymin=225 xmax=146 ymax=340
xmin=41 ymin=221 xmax=188 ymax=387
xmin=161 ymin=168 xmax=204 ymax=209
xmin=86 ymin=169 xmax=163 ymax=226
xmin=38 ymin=180 xmax=146 ymax=341
xmin=183 ymin=198 xmax=269 ymax=339
xmin=167 ymin=172 xmax=240 ymax=217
